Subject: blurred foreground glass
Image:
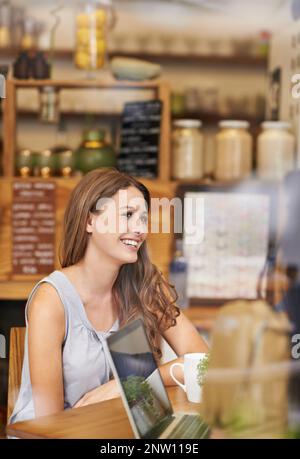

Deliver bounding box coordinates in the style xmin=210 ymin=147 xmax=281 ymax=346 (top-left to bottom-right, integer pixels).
xmin=202 ymin=360 xmax=300 ymax=439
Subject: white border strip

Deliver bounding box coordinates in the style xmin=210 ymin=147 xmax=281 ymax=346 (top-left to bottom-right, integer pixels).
xmin=0 ymin=74 xmax=6 ymax=98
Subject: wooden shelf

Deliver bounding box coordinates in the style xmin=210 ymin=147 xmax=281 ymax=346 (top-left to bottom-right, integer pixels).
xmin=1 ymin=107 xmax=264 ymax=126
xmin=11 ymin=109 xmax=123 ymax=120
xmin=0 ymin=47 xmax=268 ymax=68
xmin=108 ymin=51 xmax=268 ymax=68
xmin=11 ymin=77 xmax=163 ymax=90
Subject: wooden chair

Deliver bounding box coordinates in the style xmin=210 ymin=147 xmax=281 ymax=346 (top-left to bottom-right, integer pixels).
xmin=7 ymin=327 xmax=26 ymax=422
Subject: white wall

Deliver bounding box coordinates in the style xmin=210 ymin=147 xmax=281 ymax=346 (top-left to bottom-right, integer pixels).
xmin=11 ymin=0 xmax=293 ymax=48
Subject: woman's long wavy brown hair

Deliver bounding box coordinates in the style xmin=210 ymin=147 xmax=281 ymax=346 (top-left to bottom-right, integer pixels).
xmin=60 ymin=168 xmax=180 ymax=360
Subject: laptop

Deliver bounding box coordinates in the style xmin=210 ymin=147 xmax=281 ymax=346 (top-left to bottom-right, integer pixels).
xmin=103 ymin=318 xmax=210 ymax=439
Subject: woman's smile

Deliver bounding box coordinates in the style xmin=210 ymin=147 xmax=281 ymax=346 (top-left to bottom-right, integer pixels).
xmin=119 ymin=237 xmax=142 ymax=251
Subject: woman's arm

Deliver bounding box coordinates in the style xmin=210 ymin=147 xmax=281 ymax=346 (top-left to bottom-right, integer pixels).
xmin=75 ymin=312 xmax=209 ymax=407
xmin=159 ymin=311 xmax=209 ymax=386
xmin=27 ymin=283 xmax=65 ymax=417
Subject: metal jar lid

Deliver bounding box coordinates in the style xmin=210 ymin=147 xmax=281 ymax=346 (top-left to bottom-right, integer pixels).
xmin=173 ymin=119 xmax=202 ymax=129
xmin=219 ymin=120 xmax=250 ymax=129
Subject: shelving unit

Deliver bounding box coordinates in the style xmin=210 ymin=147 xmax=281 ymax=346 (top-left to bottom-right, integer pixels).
xmin=2 ymin=77 xmax=171 ymax=180
xmin=0 ymin=108 xmax=264 ymax=127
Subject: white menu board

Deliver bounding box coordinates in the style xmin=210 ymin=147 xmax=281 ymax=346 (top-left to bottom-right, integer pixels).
xmin=184 ymin=192 xmax=270 ymax=300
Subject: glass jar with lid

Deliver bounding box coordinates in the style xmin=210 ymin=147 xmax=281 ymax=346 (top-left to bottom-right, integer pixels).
xmin=74 ymin=0 xmax=116 ymax=72
xmin=215 ymin=120 xmax=253 ymax=181
xmin=38 ymin=149 xmax=56 ymax=178
xmin=171 ymin=119 xmax=204 ymax=180
xmin=74 ymin=129 xmax=116 ymax=174
xmin=16 ymin=149 xmax=33 ymax=178
xmin=257 ymin=121 xmax=295 ymax=180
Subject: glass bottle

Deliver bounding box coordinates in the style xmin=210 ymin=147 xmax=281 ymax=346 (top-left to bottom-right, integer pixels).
xmin=0 ymin=1 xmax=11 ymax=48
xmin=21 ymin=16 xmax=35 ymax=50
xmin=169 ymin=239 xmax=189 ymax=309
xmin=39 ymin=86 xmax=60 ymax=124
xmin=11 ymin=6 xmax=25 ymax=49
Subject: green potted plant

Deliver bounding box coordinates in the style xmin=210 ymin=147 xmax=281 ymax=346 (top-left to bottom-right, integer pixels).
xmin=197 ymin=353 xmax=210 ymax=388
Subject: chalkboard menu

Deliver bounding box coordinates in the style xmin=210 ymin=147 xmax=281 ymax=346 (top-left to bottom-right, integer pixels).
xmin=118 ymin=100 xmax=162 ymax=178
xmin=12 ymin=181 xmax=56 ymax=276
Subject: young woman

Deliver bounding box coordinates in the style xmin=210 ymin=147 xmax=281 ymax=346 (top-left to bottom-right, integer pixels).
xmin=9 ymin=168 xmax=208 ymax=423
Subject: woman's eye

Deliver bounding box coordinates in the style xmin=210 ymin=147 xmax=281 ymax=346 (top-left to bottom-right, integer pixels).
xmin=123 ymin=212 xmax=133 ymax=218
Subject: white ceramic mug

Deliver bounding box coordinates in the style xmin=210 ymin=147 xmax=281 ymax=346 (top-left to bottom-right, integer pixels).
xmin=170 ymin=353 xmax=207 ymax=403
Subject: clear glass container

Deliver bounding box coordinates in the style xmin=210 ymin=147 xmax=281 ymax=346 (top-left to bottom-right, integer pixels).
xmin=39 ymin=86 xmax=60 ymax=124
xmin=38 ymin=149 xmax=56 ymax=178
xmin=0 ymin=1 xmax=11 ymax=48
xmin=215 ymin=120 xmax=253 ymax=181
xmin=21 ymin=16 xmax=36 ymax=50
xmin=16 ymin=149 xmax=33 ymax=178
xmin=257 ymin=122 xmax=295 ymax=180
xmin=57 ymin=150 xmax=74 ymax=178
xmin=171 ymin=119 xmax=204 ymax=180
xmin=75 ymin=0 xmax=116 ymax=72
xmin=11 ymin=6 xmax=25 ymax=49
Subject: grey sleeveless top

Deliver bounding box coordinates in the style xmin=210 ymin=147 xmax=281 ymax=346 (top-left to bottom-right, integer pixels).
xmin=8 ymin=270 xmax=119 ymax=425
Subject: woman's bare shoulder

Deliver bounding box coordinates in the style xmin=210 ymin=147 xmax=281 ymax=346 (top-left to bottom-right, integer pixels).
xmin=27 ymin=282 xmax=65 ymax=326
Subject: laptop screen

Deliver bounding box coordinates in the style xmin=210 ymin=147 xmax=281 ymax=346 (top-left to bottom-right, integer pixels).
xmin=106 ymin=319 xmax=173 ymax=438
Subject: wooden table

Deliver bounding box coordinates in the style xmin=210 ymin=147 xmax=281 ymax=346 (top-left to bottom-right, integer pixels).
xmin=6 ymin=387 xmax=201 ymax=439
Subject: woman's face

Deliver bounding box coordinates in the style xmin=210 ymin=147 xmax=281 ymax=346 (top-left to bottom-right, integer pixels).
xmin=86 ymin=186 xmax=148 ymax=266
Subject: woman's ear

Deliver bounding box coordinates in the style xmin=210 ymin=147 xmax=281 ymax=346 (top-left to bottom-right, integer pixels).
xmin=86 ymin=212 xmax=94 ymax=234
